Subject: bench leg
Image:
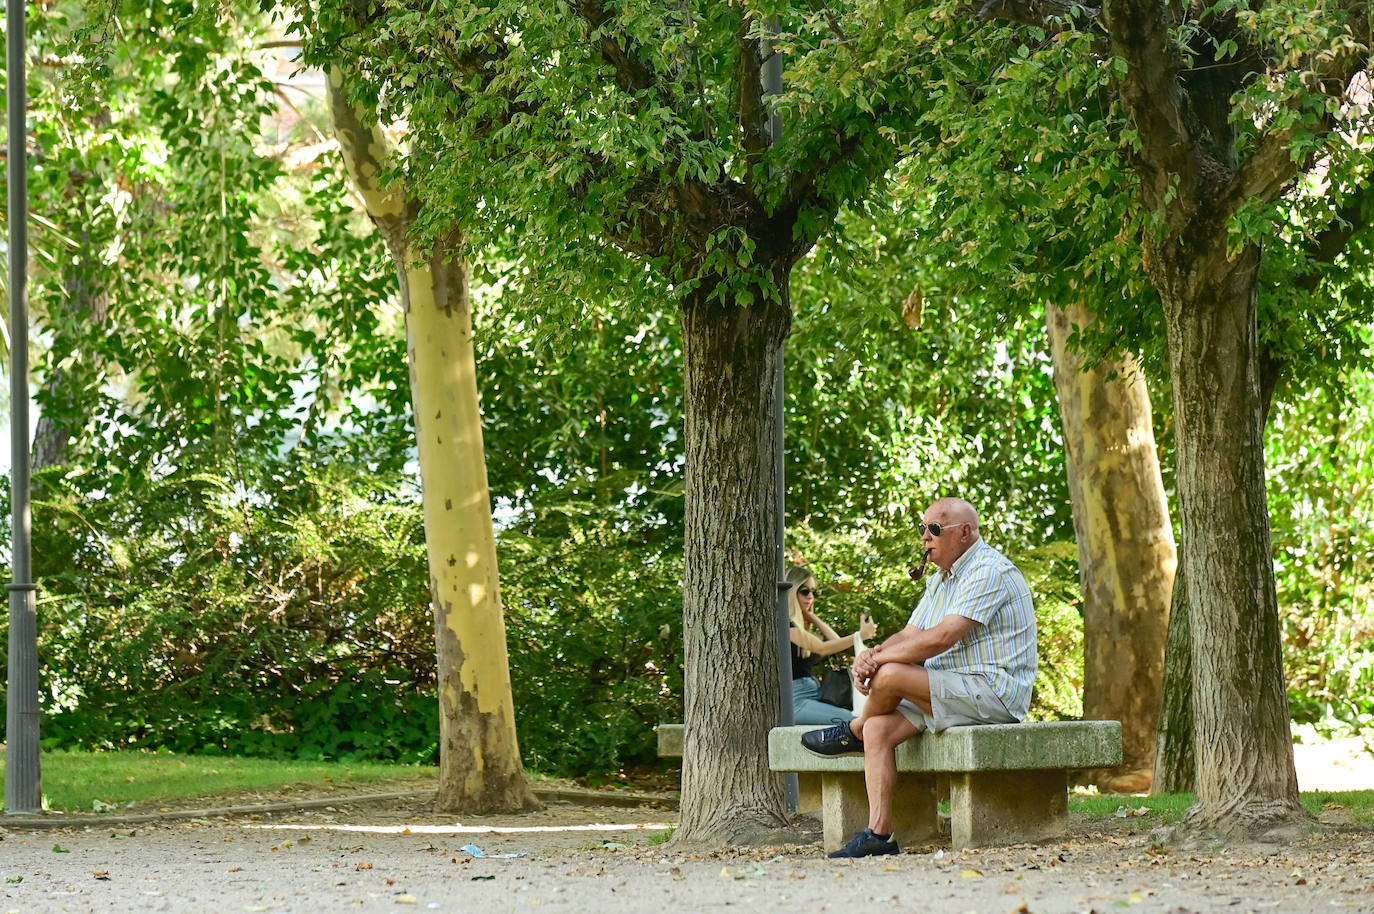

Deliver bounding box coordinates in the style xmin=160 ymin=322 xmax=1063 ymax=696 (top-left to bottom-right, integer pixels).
xmin=891 ymin=773 xmax=939 ymax=847
xmin=819 ymin=772 xmax=939 ymax=852
xmin=821 ymin=773 xmax=867 ymax=853
xmin=797 ymin=773 xmax=822 ymax=812
xmin=948 ymin=769 xmax=1068 ymax=848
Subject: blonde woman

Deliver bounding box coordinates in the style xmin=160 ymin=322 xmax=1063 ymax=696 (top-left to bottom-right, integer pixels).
xmin=787 ymin=565 xmax=877 ymax=725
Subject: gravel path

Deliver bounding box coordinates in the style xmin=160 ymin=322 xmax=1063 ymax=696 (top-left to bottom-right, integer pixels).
xmin=3 ymin=790 xmax=1372 ymax=914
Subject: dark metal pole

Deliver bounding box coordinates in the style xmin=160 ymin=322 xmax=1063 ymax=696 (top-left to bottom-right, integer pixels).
xmin=6 ymin=0 xmax=42 ymax=814
xmin=763 ymin=26 xmax=798 ymax=813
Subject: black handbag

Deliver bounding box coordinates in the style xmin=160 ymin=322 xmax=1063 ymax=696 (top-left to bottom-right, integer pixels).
xmin=818 ymin=668 xmax=853 ymax=710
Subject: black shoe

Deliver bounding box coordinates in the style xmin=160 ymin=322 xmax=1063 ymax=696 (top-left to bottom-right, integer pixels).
xmin=828 ymin=828 xmax=899 ymax=858
xmin=801 ymin=720 xmax=864 ymax=756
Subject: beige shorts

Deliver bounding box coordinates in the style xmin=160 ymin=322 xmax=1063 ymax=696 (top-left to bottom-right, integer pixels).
xmin=896 ymin=668 xmax=1017 ymax=733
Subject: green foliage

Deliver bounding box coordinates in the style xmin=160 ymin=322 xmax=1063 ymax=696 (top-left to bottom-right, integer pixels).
xmin=789 ymin=221 xmax=1074 ymax=545
xmin=1268 ymin=354 xmax=1374 ymax=737
xmin=7 ymin=466 xmax=439 ymax=763
xmin=280 ymin=0 xmax=934 ymax=318
xmin=1 ymin=0 xmax=424 ymax=764
xmin=498 ymin=512 xmax=683 ymax=775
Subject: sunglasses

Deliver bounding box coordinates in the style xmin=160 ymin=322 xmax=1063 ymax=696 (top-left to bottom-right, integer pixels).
xmin=918 ymin=522 xmax=969 ymax=538
xmin=797 ymin=586 xmax=817 ymax=597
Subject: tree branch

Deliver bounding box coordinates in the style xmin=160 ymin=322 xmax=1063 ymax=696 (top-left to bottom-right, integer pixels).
xmin=1101 ymin=0 xmax=1196 ymax=208
xmin=1224 ymin=12 xmax=1374 ymax=212
xmin=575 ymin=0 xmax=661 ymax=94
xmin=737 ymin=18 xmax=771 ymax=190
xmin=974 ymin=0 xmax=1102 ymax=31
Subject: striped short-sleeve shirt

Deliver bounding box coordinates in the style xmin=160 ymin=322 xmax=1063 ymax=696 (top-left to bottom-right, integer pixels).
xmin=906 ymin=538 xmax=1037 ymax=720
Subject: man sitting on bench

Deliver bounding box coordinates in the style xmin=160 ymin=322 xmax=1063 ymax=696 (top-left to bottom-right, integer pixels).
xmin=800 ymin=497 xmax=1038 ymax=858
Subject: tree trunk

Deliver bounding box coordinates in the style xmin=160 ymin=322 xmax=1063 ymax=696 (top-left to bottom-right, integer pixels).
xmin=404 ymin=252 xmax=538 ymax=814
xmin=1151 ymin=239 xmax=1307 ymax=835
xmin=33 ymin=229 xmax=109 ymax=474
xmin=1046 ymin=301 xmax=1174 ymax=792
xmin=1153 ymin=561 xmax=1194 ymax=794
xmin=329 ymin=68 xmax=537 ymax=814
xmin=674 ymin=275 xmax=792 ymax=846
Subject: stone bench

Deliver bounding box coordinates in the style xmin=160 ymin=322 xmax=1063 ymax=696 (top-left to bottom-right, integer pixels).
xmin=655 ymin=723 xmax=685 ymax=757
xmin=657 ymin=723 xmax=824 ymax=811
xmin=768 ymin=721 xmax=1122 ymax=850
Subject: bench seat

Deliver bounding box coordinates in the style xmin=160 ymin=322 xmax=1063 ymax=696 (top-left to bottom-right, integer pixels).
xmin=769 ymin=721 xmax=1122 ymax=850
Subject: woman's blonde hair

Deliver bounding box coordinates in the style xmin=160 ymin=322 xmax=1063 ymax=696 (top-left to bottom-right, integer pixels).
xmin=786 ymin=565 xmax=815 ymax=656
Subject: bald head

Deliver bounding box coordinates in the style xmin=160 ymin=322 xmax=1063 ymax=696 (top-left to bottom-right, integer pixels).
xmin=928 ymin=497 xmax=979 ymax=532
xmin=922 ymin=497 xmax=982 ymax=573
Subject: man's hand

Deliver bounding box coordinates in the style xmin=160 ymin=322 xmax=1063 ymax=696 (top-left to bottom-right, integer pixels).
xmin=853 ymin=645 xmax=881 ymax=685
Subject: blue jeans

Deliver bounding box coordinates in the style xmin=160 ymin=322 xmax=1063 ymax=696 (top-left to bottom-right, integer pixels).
xmin=792 ymin=676 xmax=855 ymax=725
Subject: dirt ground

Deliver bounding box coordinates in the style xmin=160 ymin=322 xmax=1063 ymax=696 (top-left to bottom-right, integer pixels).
xmin=1 ymin=742 xmax=1371 ymax=914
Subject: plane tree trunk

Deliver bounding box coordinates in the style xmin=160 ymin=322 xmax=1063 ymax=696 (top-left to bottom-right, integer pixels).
xmin=1046 ymin=301 xmax=1174 ymax=792
xmin=329 ymin=68 xmax=537 ymax=814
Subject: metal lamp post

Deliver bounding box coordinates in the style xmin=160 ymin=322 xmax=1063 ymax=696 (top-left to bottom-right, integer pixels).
xmin=6 ymin=0 xmax=42 ymax=814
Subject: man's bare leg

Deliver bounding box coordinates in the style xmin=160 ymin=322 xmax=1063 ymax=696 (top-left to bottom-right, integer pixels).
xmin=862 ymin=713 xmax=918 ymax=834
xmin=856 ymin=664 xmax=932 ymax=835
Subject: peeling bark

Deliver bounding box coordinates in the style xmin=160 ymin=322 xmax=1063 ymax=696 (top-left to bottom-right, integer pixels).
xmin=329 ymin=67 xmax=537 ymax=814
xmin=1047 ymin=301 xmax=1174 ymax=791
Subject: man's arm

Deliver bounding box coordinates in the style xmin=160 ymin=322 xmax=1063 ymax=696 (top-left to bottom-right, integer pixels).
xmin=853 ymin=614 xmax=981 ymax=682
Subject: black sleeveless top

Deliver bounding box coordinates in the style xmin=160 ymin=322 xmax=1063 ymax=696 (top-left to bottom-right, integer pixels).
xmin=789 ymin=626 xmax=815 ymax=680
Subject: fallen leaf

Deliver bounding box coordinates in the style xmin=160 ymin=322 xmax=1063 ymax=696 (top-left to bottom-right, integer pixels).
xmin=91 ymin=870 xmax=109 ymax=877
xmin=52 ymin=844 xmax=70 ymax=853
xmin=395 ymin=895 xmax=418 ymax=904
xmin=961 ymin=868 xmax=984 ymax=879
xmin=357 ymin=862 xmax=374 ymax=871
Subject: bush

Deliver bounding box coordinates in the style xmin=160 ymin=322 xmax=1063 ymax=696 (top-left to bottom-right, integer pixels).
xmin=497 ymin=501 xmax=683 ymax=777
xmin=3 ymin=466 xmax=439 ymax=763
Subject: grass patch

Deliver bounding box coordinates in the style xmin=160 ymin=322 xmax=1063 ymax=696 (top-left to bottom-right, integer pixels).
xmin=0 ymin=747 xmax=437 ymax=813
xmin=1072 ymin=789 xmax=1374 ymax=827
xmin=1071 ymin=791 xmax=1192 ymax=825
xmin=1301 ymin=790 xmax=1374 ymax=823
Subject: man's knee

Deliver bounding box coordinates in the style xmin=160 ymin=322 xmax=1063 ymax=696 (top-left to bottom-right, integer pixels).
xmin=868 ymin=663 xmax=902 ymax=697
xmin=863 ymin=712 xmax=912 ymax=751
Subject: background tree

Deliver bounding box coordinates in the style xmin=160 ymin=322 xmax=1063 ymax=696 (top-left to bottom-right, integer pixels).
xmin=962 ymin=0 xmax=1374 ymax=834
xmin=327 ymin=68 xmax=537 ymax=814
xmin=1047 ymin=302 xmax=1174 ymax=790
